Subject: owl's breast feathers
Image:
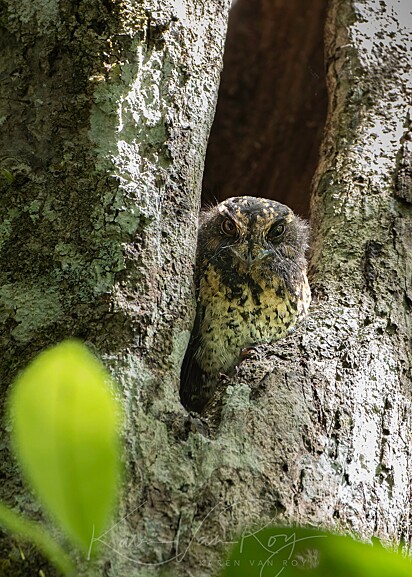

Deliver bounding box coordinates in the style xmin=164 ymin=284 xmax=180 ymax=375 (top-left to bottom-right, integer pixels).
xmin=194 ymin=262 xmax=310 ymax=377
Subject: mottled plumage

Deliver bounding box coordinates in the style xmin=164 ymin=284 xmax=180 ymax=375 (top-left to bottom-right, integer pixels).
xmin=180 ymin=196 xmax=311 ymax=412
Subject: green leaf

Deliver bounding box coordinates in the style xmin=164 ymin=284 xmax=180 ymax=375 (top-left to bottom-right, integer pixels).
xmin=220 ymin=525 xmax=412 ymax=577
xmin=0 ymin=502 xmax=75 ymax=576
xmin=9 ymin=340 xmax=122 ymax=556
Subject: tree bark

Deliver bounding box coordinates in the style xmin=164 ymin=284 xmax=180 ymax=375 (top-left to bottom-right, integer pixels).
xmin=1 ymin=0 xmax=411 ymax=577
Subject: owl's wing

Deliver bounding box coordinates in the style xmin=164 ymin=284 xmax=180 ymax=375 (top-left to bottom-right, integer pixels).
xmin=179 ymin=305 xmax=211 ymax=413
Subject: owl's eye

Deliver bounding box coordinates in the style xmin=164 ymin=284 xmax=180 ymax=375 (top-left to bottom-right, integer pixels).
xmin=221 ymin=218 xmax=237 ymax=237
xmin=269 ymin=222 xmax=286 ymax=239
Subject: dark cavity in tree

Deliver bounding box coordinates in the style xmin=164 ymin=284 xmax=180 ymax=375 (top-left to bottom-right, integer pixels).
xmin=202 ymin=0 xmax=328 ymax=218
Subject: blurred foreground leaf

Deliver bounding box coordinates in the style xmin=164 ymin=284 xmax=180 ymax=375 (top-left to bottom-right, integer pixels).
xmin=9 ymin=340 xmax=122 ymax=556
xmin=221 ymin=525 xmax=412 ymax=577
xmin=0 ymin=502 xmax=75 ymax=576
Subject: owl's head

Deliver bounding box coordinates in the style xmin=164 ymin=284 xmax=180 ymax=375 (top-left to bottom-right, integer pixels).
xmin=198 ymin=196 xmax=309 ymax=293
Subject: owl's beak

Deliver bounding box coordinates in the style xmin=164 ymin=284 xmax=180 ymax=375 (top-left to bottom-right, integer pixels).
xmin=230 ymin=243 xmax=272 ymax=269
xmin=246 ymin=243 xmax=272 ymax=269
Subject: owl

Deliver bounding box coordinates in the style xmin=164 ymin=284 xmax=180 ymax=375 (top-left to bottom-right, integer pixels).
xmin=180 ymin=196 xmax=311 ymax=412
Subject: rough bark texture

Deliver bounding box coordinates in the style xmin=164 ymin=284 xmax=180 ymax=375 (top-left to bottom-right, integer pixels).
xmin=306 ymin=0 xmax=412 ymax=538
xmin=0 ymin=0 xmax=230 ymax=575
xmin=202 ymin=0 xmax=328 ymax=217
xmin=0 ymin=0 xmax=411 ymax=577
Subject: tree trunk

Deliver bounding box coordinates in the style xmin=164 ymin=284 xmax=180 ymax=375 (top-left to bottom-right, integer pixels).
xmin=0 ymin=0 xmax=230 ymax=575
xmin=1 ymin=1 xmax=411 ymax=577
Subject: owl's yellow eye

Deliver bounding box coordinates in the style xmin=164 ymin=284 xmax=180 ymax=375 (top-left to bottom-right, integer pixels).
xmin=221 ymin=218 xmax=237 ymax=236
xmin=269 ymin=222 xmax=286 ymax=239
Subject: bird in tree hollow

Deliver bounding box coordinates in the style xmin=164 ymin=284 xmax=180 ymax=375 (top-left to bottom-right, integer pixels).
xmin=180 ymin=196 xmax=311 ymax=413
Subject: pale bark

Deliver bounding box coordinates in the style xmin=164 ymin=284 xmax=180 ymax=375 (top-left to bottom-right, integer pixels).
xmin=0 ymin=0 xmax=411 ymax=576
